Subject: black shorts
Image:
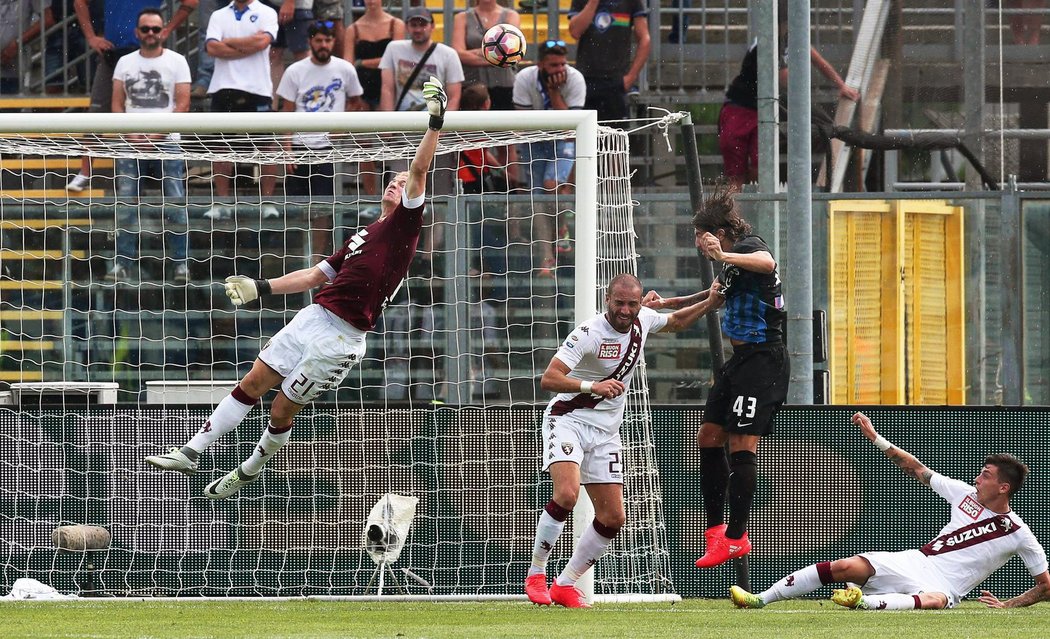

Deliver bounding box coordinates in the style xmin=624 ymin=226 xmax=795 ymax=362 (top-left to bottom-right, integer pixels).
xmin=703 ymin=342 xmax=789 ymax=436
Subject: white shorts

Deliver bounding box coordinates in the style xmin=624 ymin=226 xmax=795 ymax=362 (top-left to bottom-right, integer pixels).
xmin=258 ymin=304 xmax=366 ymax=404
xmin=541 ymin=411 xmax=624 ymax=484
xmin=859 ymin=550 xmax=958 ymax=607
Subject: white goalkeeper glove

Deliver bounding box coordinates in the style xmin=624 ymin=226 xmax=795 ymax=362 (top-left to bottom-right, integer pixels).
xmin=224 ymin=275 xmax=271 ymax=306
xmin=422 ymin=76 xmax=447 ymax=131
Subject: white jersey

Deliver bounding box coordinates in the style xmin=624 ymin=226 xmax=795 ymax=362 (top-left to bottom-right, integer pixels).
xmin=512 ymin=64 xmax=586 ymax=110
xmin=276 ymin=56 xmax=364 ymax=148
xmin=112 ymin=50 xmax=192 ymax=113
xmin=379 ymin=41 xmax=464 ymax=111
xmin=545 ymin=307 xmax=668 ymax=432
xmin=206 ymin=0 xmax=279 ymax=98
xmin=920 ymin=472 xmax=1047 ymax=599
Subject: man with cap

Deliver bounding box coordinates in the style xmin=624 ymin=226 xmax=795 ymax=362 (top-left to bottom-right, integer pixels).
xmin=380 ymin=7 xmax=463 ymax=112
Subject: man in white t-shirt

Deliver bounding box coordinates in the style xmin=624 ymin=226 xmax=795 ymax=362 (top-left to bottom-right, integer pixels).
xmin=731 ymin=412 xmax=1050 ymax=611
xmin=108 ymin=8 xmax=192 ymax=283
xmin=513 ymin=39 xmax=586 ymax=277
xmin=203 ymin=0 xmax=280 ymax=219
xmin=525 ymin=274 xmax=719 ymax=608
xmin=276 ymin=20 xmax=364 ymax=257
xmin=379 ymin=7 xmax=462 ymax=113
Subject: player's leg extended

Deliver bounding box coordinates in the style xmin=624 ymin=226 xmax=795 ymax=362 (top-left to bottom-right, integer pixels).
xmin=145 ymin=358 xmax=281 ymax=474
xmin=695 ymin=422 xmax=730 ymax=567
xmin=526 ymin=460 xmax=579 ymax=605
xmin=734 ymin=558 xmax=870 ymax=608
xmin=549 ymin=482 xmax=623 ymax=608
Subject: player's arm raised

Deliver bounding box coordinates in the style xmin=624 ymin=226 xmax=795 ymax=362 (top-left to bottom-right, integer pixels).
xmin=661 ymin=291 xmax=723 ymax=333
xmin=853 ymin=412 xmax=933 ymax=486
xmin=404 ymin=77 xmax=446 ymax=201
xmin=540 ymin=357 xmax=624 ymax=399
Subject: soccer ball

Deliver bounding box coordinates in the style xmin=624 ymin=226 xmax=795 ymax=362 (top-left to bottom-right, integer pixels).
xmin=482 ymin=23 xmax=527 ymax=68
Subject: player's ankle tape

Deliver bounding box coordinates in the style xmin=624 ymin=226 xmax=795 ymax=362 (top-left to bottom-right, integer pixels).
xmin=255 ymin=279 xmax=272 ymax=296
xmin=429 ymin=115 xmax=444 ymax=131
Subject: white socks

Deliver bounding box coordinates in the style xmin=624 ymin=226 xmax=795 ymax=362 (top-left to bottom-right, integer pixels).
xmin=529 ymin=509 xmax=567 ymax=577
xmin=862 ymin=593 xmax=920 ymax=610
xmin=186 ymin=391 xmax=256 ymax=453
xmin=759 ymin=564 xmax=825 ymax=604
xmin=241 ymin=424 xmax=292 ymax=476
xmin=555 ymin=521 xmax=616 ymax=587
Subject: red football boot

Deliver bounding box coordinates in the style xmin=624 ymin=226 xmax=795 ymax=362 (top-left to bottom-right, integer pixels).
xmin=695 ymin=531 xmax=752 ymax=568
xmin=525 ymin=573 xmax=552 ymax=605
xmin=549 ymin=582 xmax=592 ymax=608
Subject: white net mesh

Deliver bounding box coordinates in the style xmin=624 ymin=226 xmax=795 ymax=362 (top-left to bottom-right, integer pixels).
xmin=0 ymin=112 xmax=674 ymax=599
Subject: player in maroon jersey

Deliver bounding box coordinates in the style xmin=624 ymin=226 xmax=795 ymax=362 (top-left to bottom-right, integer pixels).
xmin=146 ymin=77 xmax=449 ymax=499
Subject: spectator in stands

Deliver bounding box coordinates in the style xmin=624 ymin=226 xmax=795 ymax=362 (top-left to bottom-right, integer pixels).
xmin=380 ymin=7 xmax=463 ymax=113
xmin=668 ymin=0 xmax=689 ymax=44
xmin=203 ymin=0 xmax=280 ymax=219
xmin=346 ymin=0 xmax=404 ymax=195
xmin=452 ymin=0 xmax=521 ymax=111
xmin=261 ymin=0 xmax=314 ymax=108
xmin=513 ymin=39 xmax=585 ymax=277
xmin=192 ymin=0 xmax=220 ymax=98
xmin=0 ymin=0 xmax=41 ymax=95
xmin=312 ymin=0 xmax=346 ymax=58
xmin=459 ymin=83 xmax=509 ymax=276
xmin=1006 ymin=0 xmax=1046 ymax=45
xmin=719 ymin=14 xmax=859 ymax=189
xmin=67 ymin=0 xmax=198 ymax=191
xmin=108 ymin=8 xmax=191 ymax=283
xmin=277 ymin=20 xmax=364 ymax=258
xmin=46 ymin=0 xmax=99 ymax=96
xmin=568 ymin=0 xmax=650 ymax=125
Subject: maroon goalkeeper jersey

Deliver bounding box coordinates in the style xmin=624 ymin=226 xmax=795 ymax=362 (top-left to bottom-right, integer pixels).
xmin=313 ymin=199 xmax=425 ymax=331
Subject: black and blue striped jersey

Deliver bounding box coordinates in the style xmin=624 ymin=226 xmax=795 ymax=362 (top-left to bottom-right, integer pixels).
xmin=716 ymin=235 xmax=786 ymax=344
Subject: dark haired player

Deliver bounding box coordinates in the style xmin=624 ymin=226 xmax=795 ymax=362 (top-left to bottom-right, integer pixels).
xmin=731 ymin=412 xmax=1049 ymax=610
xmin=146 ymin=77 xmax=449 ymax=499
xmin=644 ymin=182 xmax=788 ymax=568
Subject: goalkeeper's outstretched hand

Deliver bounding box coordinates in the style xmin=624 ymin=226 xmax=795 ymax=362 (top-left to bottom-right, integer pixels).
xmin=422 ymin=76 xmax=447 ymax=130
xmin=225 ymin=275 xmax=259 ymax=306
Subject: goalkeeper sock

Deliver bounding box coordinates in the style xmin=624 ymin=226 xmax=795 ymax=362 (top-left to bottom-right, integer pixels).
xmin=760 ymin=562 xmax=830 ymax=604
xmin=529 ymin=500 xmax=570 ymax=577
xmin=555 ymin=519 xmax=619 ymax=587
xmin=186 ymin=385 xmax=258 ymax=453
xmin=241 ymin=422 xmax=293 ymax=476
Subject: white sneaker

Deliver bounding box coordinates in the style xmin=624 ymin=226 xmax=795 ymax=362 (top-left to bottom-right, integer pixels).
xmin=105 ymin=264 xmax=128 ymax=282
xmin=145 ymin=447 xmax=198 ymax=475
xmin=204 ymin=466 xmax=259 ymax=500
xmin=66 ymin=173 xmax=90 ymax=191
xmin=261 ymin=203 xmax=281 ymax=219
xmin=174 ymin=263 xmax=190 ymax=283
xmin=203 ymin=204 xmax=232 ymax=220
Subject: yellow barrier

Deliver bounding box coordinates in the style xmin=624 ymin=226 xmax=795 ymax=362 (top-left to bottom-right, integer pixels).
xmin=829 ymin=200 xmax=965 ymax=405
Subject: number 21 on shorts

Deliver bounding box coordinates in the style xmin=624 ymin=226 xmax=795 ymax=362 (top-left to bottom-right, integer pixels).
xmin=732 ymin=395 xmax=757 ymax=422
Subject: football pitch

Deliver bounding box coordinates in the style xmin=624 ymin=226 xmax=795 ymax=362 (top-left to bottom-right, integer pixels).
xmin=2 ymin=599 xmax=1048 ymax=639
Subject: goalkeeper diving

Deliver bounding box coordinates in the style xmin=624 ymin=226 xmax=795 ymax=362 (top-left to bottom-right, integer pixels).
xmin=146 ymin=78 xmax=449 ymax=499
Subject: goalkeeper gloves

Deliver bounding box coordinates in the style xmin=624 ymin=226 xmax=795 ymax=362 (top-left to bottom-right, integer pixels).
xmin=422 ymin=76 xmax=447 ymax=131
xmin=225 ymin=275 xmax=272 ymax=306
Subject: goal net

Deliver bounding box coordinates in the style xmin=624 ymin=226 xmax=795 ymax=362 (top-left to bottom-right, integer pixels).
xmin=0 ymin=111 xmax=676 ymax=601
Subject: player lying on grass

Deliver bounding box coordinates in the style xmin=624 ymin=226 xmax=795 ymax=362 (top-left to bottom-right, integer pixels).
xmin=731 ymin=412 xmax=1050 ymax=611
xmin=526 ymin=273 xmax=721 ymax=608
xmin=145 ymin=78 xmax=448 ymax=499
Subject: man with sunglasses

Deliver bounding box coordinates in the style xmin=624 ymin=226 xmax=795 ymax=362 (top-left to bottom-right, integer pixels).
xmin=512 ymin=39 xmax=585 ymax=276
xmin=107 ymin=7 xmax=192 ymax=283
xmin=568 ymin=0 xmax=650 ymax=124
xmin=66 ymin=0 xmax=198 ymax=192
xmin=276 ymin=19 xmax=364 ymax=257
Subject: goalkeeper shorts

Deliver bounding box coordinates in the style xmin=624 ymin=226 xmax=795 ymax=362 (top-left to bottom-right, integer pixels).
xmin=259 ymin=304 xmax=366 ymax=404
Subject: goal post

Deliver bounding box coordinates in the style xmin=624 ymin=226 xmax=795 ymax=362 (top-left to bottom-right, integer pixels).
xmin=0 ymin=110 xmax=677 ymax=602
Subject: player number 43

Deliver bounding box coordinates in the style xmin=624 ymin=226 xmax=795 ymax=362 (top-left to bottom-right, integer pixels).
xmin=732 ymin=395 xmax=757 ymax=419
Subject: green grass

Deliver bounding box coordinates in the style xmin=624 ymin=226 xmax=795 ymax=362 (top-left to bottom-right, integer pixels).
xmin=1 ymin=599 xmax=1048 ymax=639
